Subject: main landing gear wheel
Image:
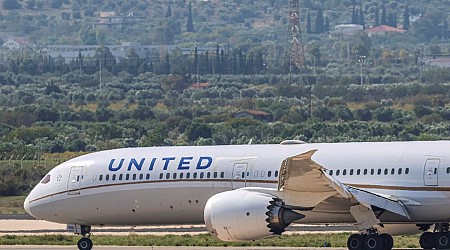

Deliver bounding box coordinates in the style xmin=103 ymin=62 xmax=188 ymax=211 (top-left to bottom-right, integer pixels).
xmin=420 ymin=231 xmax=436 ymax=249
xmin=436 ymin=232 xmax=450 ymax=249
xmin=77 ymin=238 xmax=93 ymax=250
xmin=380 ymin=233 xmax=394 ymax=250
xmin=365 ymin=234 xmax=383 ymax=250
xmin=347 ymin=234 xmax=365 ymax=250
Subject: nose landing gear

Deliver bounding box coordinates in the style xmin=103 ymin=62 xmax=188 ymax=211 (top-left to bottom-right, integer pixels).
xmin=67 ymin=224 xmax=93 ymax=250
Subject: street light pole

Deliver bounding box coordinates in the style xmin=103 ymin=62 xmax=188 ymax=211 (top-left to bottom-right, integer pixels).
xmin=358 ymin=55 xmax=366 ymax=85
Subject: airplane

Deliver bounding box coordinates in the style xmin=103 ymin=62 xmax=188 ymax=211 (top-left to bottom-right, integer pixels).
xmin=23 ymin=140 xmax=450 ymax=250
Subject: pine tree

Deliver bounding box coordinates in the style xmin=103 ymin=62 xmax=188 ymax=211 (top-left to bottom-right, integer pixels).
xmin=381 ymin=4 xmax=387 ymax=25
xmin=351 ymin=5 xmax=357 ymax=24
xmin=165 ymin=5 xmax=172 ymax=18
xmin=306 ymin=11 xmax=311 ymax=34
xmin=374 ymin=4 xmax=379 ymax=26
xmin=186 ymin=2 xmax=194 ymax=32
xmin=403 ymin=5 xmax=410 ymax=30
xmin=325 ymin=16 xmax=330 ymax=32
xmin=359 ymin=8 xmax=365 ymax=28
xmin=314 ymin=9 xmax=325 ymax=34
xmin=388 ymin=13 xmax=397 ymax=28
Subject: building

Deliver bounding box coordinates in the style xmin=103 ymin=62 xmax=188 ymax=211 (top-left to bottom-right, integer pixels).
xmin=2 ymin=37 xmax=30 ymax=50
xmin=331 ymin=24 xmax=364 ymax=36
xmin=96 ymin=11 xmax=145 ymax=27
xmin=426 ymin=58 xmax=450 ymax=67
xmin=233 ymin=110 xmax=273 ymax=122
xmin=365 ymin=25 xmax=405 ymax=37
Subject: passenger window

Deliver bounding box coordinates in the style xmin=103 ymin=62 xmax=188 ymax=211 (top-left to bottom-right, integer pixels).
xmin=261 ymin=171 xmax=265 ymax=177
xmin=220 ymin=172 xmax=225 ymax=178
xmin=363 ymin=169 xmax=367 ymax=175
xmin=119 ymin=174 xmax=123 ymax=181
xmin=200 ymin=172 xmax=204 ymax=179
xmin=275 ymin=171 xmax=279 ymax=177
xmin=99 ymin=175 xmax=103 ymax=181
xmin=336 ymin=170 xmax=340 ymax=176
xmin=268 ymin=171 xmax=272 ymax=177
xmin=139 ymin=174 xmax=143 ymax=180
xmin=384 ymin=169 xmax=388 ymax=175
xmin=398 ymin=168 xmax=402 ymax=175
xmin=92 ymin=175 xmax=97 ymax=181
xmin=254 ymin=171 xmax=258 ymax=177
xmin=126 ymin=174 xmax=130 ymax=180
xmin=105 ymin=175 xmax=109 ymax=181
xmin=350 ymin=169 xmax=354 ymax=175
xmin=329 ymin=170 xmax=333 ymax=176
xmin=133 ymin=174 xmax=137 ymax=180
xmin=207 ymin=172 xmax=211 ymax=178
xmin=193 ymin=173 xmax=198 ymax=179
xmin=391 ymin=168 xmax=395 ymax=175
xmin=112 ymin=174 xmax=116 ymax=181
xmin=343 ymin=169 xmax=347 ymax=176
xmin=356 ymin=169 xmax=361 ymax=175
xmin=241 ymin=172 xmax=245 ymax=178
xmin=213 ymin=172 xmax=218 ymax=178
xmin=159 ymin=173 xmax=163 ymax=179
xmin=447 ymin=167 xmax=450 ymax=174
xmin=166 ymin=173 xmax=170 ymax=179
xmin=377 ymin=169 xmax=381 ymax=175
xmin=186 ymin=173 xmax=191 ymax=179
xmin=180 ymin=173 xmax=184 ymax=179
xmin=173 ymin=173 xmax=177 ymax=179
xmin=370 ymin=169 xmax=374 ymax=175
xmin=146 ymin=173 xmax=150 ymax=180
xmin=247 ymin=172 xmax=250 ymax=176
xmin=405 ymin=168 xmax=410 ymax=174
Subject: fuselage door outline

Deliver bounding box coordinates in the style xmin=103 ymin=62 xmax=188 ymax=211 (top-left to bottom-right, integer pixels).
xmin=423 ymin=158 xmax=440 ymax=186
xmin=67 ymin=166 xmax=83 ymax=195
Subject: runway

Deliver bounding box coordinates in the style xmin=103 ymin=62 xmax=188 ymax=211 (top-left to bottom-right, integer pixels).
xmin=0 ymin=218 xmax=356 ymax=236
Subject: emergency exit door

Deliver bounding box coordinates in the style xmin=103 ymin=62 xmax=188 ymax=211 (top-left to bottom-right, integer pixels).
xmin=424 ymin=159 xmax=440 ymax=186
xmin=232 ymin=163 xmax=248 ymax=189
xmin=68 ymin=166 xmax=83 ymax=195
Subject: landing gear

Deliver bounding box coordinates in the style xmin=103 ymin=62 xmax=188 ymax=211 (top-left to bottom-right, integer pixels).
xmin=419 ymin=223 xmax=450 ymax=250
xmin=67 ymin=224 xmax=93 ymax=250
xmin=77 ymin=238 xmax=93 ymax=250
xmin=347 ymin=231 xmax=393 ymax=250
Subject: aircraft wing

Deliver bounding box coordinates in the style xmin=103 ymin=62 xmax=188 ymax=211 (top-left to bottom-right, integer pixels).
xmin=278 ymin=150 xmax=411 ymax=219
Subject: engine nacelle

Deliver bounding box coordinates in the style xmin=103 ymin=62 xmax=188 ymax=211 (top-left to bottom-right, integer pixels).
xmin=204 ymin=189 xmax=304 ymax=241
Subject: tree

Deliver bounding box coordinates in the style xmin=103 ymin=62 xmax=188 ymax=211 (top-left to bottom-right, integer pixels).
xmin=380 ymin=4 xmax=387 ymax=25
xmin=351 ymin=5 xmax=357 ymax=24
xmin=374 ymin=4 xmax=379 ymax=26
xmin=314 ymin=9 xmax=325 ymax=34
xmin=358 ymin=8 xmax=365 ymax=28
xmin=166 ymin=5 xmax=172 ymax=18
xmin=186 ymin=2 xmax=194 ymax=32
xmin=2 ymin=0 xmax=21 ymax=10
xmin=306 ymin=11 xmax=311 ymax=34
xmin=403 ymin=5 xmax=410 ymax=30
xmin=387 ymin=13 xmax=397 ymax=28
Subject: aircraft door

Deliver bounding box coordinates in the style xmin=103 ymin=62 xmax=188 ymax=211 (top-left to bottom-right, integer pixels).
xmin=67 ymin=166 xmax=83 ymax=195
xmin=423 ymin=159 xmax=440 ymax=186
xmin=232 ymin=163 xmax=248 ymax=189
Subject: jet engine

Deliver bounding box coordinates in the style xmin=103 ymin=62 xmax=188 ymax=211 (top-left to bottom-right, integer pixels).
xmin=204 ymin=189 xmax=304 ymax=241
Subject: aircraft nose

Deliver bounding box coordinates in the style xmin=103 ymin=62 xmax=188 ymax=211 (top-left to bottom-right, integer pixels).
xmin=23 ymin=196 xmax=33 ymax=217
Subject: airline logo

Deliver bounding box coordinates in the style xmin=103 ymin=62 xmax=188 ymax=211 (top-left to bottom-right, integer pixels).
xmin=108 ymin=156 xmax=213 ymax=172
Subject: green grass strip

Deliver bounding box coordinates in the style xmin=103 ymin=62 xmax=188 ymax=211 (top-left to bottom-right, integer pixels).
xmin=0 ymin=233 xmax=421 ymax=248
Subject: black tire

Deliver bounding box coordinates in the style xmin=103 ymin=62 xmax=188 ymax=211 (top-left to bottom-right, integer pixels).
xmin=380 ymin=233 xmax=394 ymax=250
xmin=436 ymin=232 xmax=450 ymax=249
xmin=347 ymin=233 xmax=365 ymax=250
xmin=365 ymin=234 xmax=382 ymax=250
xmin=77 ymin=238 xmax=93 ymax=250
xmin=420 ymin=231 xmax=436 ymax=250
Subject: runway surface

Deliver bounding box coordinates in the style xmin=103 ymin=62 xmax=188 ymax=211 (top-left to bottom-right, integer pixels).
xmin=0 ymin=218 xmax=356 ymax=236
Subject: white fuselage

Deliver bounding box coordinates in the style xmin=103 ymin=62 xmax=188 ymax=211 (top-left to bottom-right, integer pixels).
xmin=24 ymin=141 xmax=450 ymax=226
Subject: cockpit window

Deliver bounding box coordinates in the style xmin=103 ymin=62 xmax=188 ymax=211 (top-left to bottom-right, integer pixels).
xmin=41 ymin=175 xmax=51 ymax=184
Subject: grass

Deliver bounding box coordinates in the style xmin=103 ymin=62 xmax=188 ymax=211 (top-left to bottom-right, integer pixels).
xmin=0 ymin=196 xmax=26 ymax=214
xmin=0 ymin=233 xmax=421 ymax=248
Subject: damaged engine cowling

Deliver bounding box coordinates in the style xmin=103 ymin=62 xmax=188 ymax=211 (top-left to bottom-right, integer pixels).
xmin=204 ymin=189 xmax=304 ymax=241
